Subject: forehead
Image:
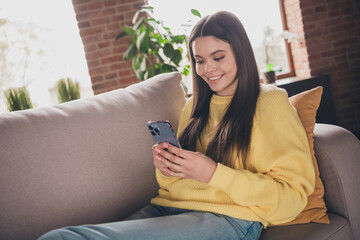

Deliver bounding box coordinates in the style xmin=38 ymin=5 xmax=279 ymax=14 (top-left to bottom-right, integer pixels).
xmin=192 ymin=36 xmax=232 ymax=56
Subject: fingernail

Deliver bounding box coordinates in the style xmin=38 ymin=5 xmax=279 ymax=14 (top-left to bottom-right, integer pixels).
xmin=155 ymin=148 xmax=161 ymax=153
xmin=156 ymin=156 xmax=161 ymax=161
xmin=163 ymin=142 xmax=169 ymax=148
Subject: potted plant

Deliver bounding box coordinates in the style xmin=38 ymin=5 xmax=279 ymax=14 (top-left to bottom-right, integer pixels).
xmin=262 ymin=63 xmax=282 ymax=84
xmin=56 ymin=78 xmax=80 ymax=103
xmin=4 ymin=87 xmax=33 ymax=111
xmin=116 ymin=5 xmax=191 ymax=81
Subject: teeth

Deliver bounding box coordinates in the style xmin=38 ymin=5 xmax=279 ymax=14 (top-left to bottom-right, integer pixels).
xmin=208 ymin=75 xmax=221 ymax=81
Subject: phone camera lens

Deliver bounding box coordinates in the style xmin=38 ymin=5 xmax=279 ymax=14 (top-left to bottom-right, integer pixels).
xmin=148 ymin=125 xmax=153 ymax=130
xmin=155 ymin=128 xmax=160 ymax=134
xmin=151 ymin=131 xmax=156 ymax=136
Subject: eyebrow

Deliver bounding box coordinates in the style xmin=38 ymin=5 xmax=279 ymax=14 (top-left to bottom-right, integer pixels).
xmin=194 ymin=49 xmax=226 ymax=59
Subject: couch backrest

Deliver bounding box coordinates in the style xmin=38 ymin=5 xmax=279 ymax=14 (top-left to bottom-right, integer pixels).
xmin=314 ymin=124 xmax=360 ymax=240
xmin=0 ymin=72 xmax=186 ymax=240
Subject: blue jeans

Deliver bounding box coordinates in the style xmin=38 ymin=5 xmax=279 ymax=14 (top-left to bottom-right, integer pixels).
xmin=38 ymin=204 xmax=263 ymax=240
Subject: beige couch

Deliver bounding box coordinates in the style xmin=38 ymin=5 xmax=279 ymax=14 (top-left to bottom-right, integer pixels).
xmin=1 ymin=72 xmax=359 ymax=240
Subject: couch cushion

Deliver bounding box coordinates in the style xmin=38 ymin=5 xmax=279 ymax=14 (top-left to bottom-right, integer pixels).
xmin=0 ymin=72 xmax=186 ymax=240
xmin=278 ymin=87 xmax=329 ymax=225
xmin=260 ymin=213 xmax=352 ymax=240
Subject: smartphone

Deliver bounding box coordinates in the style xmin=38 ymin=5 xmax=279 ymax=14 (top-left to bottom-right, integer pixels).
xmin=147 ymin=120 xmax=181 ymax=148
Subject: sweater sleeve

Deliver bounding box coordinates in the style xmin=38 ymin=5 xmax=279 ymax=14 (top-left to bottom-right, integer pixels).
xmin=155 ymin=97 xmax=193 ymax=188
xmin=208 ymin=88 xmax=315 ymax=225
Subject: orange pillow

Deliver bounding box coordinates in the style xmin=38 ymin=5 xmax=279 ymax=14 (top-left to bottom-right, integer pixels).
xmin=280 ymin=86 xmax=330 ymax=225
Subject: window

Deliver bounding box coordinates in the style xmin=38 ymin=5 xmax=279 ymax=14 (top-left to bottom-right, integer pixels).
xmin=148 ymin=0 xmax=294 ymax=92
xmin=0 ymin=0 xmax=93 ymax=111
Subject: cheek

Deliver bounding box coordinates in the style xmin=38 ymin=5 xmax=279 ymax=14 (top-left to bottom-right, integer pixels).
xmin=195 ymin=65 xmax=204 ymax=76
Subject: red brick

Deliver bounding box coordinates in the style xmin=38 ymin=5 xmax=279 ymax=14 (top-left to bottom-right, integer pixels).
xmin=85 ymin=44 xmax=97 ymax=52
xmin=91 ymin=17 xmax=111 ymax=26
xmin=334 ymin=38 xmax=358 ymax=47
xmin=91 ymin=75 xmax=104 ymax=83
xmin=98 ymin=41 xmax=111 ymax=49
xmin=78 ymin=21 xmax=91 ymax=28
xmin=73 ymin=4 xmax=88 ymax=13
xmin=89 ymin=66 xmax=109 ymax=75
xmin=104 ymin=0 xmax=117 ymax=7
xmin=106 ymin=23 xmax=120 ymax=31
xmin=103 ymin=31 xmax=119 ymax=40
xmin=76 ymin=10 xmax=102 ymax=21
xmin=88 ymin=2 xmax=103 ymax=10
xmin=72 ymin=0 xmax=90 ymax=5
xmin=315 ymin=6 xmax=327 ymax=12
xmin=103 ymin=8 xmax=116 ymax=16
xmin=119 ymin=76 xmax=138 ymax=85
xmin=80 ymin=26 xmax=105 ymax=37
xmin=118 ymin=69 xmax=133 ymax=77
xmin=88 ymin=60 xmax=100 ymax=68
xmin=101 ymin=55 xmax=123 ymax=65
xmin=105 ymin=73 xmax=117 ymax=80
xmin=116 ymin=4 xmax=134 ymax=13
xmin=112 ymin=14 xmax=125 ymax=22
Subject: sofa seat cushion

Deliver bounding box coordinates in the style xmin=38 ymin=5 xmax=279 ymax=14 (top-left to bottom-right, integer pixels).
xmin=260 ymin=213 xmax=352 ymax=240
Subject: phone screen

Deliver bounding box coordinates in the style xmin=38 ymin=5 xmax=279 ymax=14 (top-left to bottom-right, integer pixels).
xmin=147 ymin=121 xmax=181 ymax=148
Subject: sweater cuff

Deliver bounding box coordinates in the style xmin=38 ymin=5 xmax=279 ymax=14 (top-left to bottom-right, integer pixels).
xmin=208 ymin=163 xmax=240 ymax=190
xmin=156 ymin=169 xmax=180 ymax=186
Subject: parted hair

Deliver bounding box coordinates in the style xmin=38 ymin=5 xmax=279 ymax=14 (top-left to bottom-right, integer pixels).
xmin=178 ymin=11 xmax=260 ymax=168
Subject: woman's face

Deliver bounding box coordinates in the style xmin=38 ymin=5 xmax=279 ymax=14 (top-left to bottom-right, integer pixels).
xmin=192 ymin=36 xmax=238 ymax=96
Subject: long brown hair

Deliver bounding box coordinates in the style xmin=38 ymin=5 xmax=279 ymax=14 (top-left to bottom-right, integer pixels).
xmin=178 ymin=11 xmax=260 ymax=168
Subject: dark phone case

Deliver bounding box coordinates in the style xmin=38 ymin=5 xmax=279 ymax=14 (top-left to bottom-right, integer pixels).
xmin=147 ymin=121 xmax=181 ymax=148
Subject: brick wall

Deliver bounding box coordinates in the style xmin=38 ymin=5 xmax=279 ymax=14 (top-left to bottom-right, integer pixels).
xmin=72 ymin=0 xmax=145 ymax=94
xmin=71 ymin=0 xmax=360 ymax=134
xmin=284 ymin=0 xmax=360 ymax=134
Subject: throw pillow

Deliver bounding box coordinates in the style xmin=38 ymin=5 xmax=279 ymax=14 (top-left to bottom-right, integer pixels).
xmin=282 ymin=86 xmax=330 ymax=225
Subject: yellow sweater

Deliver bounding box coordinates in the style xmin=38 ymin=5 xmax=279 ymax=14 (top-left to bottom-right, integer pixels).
xmin=151 ymin=84 xmax=315 ymax=227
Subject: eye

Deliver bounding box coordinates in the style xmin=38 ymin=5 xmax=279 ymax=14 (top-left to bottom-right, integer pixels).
xmin=214 ymin=56 xmax=225 ymax=61
xmin=195 ymin=60 xmax=204 ymax=64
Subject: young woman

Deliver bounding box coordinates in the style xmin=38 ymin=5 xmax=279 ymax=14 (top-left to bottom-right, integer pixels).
xmin=38 ymin=11 xmax=315 ymax=240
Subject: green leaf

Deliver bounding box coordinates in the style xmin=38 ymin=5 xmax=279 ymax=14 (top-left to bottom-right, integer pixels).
xmin=140 ymin=57 xmax=147 ymax=71
xmin=134 ymin=17 xmax=145 ymax=30
xmin=266 ymin=63 xmax=274 ymax=72
xmin=123 ymin=26 xmax=137 ymax=42
xmin=147 ymin=18 xmax=160 ymax=24
xmin=161 ymin=64 xmax=177 ymax=73
xmin=124 ymin=43 xmax=136 ymax=61
xmin=115 ymin=31 xmax=127 ymax=40
xmin=132 ymin=54 xmax=143 ymax=70
xmin=171 ymin=35 xmax=185 ymax=44
xmin=141 ymin=5 xmax=154 ymax=11
xmin=172 ymin=49 xmax=182 ymax=66
xmin=135 ymin=69 xmax=145 ymax=80
xmin=191 ymin=9 xmax=201 ymax=18
xmin=132 ymin=10 xmax=140 ymax=24
xmin=183 ymin=65 xmax=191 ymax=76
xmin=156 ymin=53 xmax=164 ymax=63
xmin=144 ymin=67 xmax=154 ymax=80
xmin=137 ymin=31 xmax=149 ymax=54
xmin=163 ymin=43 xmax=174 ymax=58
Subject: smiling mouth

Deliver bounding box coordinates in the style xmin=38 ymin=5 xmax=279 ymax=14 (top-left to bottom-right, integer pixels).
xmin=208 ymin=74 xmax=223 ymax=81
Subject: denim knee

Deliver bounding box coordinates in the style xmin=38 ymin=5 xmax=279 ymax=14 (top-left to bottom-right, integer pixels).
xmin=38 ymin=229 xmax=66 ymax=240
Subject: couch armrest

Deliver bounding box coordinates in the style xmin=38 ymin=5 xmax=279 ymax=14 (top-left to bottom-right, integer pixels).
xmin=314 ymin=124 xmax=360 ymax=239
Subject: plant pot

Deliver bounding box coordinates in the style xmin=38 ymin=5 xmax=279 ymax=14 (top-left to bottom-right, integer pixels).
xmin=263 ymin=71 xmax=276 ymax=84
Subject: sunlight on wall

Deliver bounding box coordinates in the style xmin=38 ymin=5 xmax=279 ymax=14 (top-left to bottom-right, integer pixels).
xmin=0 ymin=0 xmax=93 ymax=112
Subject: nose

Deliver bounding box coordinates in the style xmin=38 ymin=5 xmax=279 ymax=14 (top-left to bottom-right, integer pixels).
xmin=205 ymin=62 xmax=216 ymax=73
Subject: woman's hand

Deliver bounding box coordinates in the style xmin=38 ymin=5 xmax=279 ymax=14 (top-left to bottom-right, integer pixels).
xmin=152 ymin=142 xmax=217 ymax=183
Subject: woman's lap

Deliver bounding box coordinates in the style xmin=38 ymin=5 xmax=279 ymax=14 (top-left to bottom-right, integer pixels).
xmin=38 ymin=205 xmax=262 ymax=240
